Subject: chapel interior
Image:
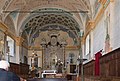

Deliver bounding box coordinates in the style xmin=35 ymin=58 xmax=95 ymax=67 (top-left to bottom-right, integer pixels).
xmin=0 ymin=0 xmax=120 ymax=81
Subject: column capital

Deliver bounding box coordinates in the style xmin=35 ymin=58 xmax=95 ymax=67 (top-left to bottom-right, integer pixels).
xmin=86 ymin=20 xmax=95 ymax=30
xmin=88 ymin=20 xmax=95 ymax=29
xmin=15 ymin=37 xmax=24 ymax=46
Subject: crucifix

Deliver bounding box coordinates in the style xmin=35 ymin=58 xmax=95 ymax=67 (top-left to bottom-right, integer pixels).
xmin=28 ymin=51 xmax=41 ymax=70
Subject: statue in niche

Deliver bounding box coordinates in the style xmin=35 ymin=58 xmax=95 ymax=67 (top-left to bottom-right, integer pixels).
xmin=51 ymin=52 xmax=57 ymax=70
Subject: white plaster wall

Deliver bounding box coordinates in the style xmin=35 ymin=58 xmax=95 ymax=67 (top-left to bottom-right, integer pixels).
xmin=20 ymin=47 xmax=28 ymax=63
xmin=93 ymin=15 xmax=106 ymax=54
xmin=90 ymin=31 xmax=94 ymax=59
xmin=110 ymin=0 xmax=120 ymax=50
xmin=92 ymin=0 xmax=120 ymax=57
xmin=82 ymin=44 xmax=85 ymax=58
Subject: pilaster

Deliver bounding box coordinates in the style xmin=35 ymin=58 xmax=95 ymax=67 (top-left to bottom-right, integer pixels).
xmin=15 ymin=37 xmax=24 ymax=64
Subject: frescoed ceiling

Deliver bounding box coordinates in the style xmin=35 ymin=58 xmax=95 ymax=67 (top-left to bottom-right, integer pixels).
xmin=0 ymin=0 xmax=94 ymax=47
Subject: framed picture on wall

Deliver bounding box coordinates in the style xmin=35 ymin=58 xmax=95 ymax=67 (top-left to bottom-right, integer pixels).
xmin=6 ymin=36 xmax=15 ymax=56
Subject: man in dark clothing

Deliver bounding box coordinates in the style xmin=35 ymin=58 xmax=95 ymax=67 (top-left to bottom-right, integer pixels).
xmin=0 ymin=60 xmax=20 ymax=81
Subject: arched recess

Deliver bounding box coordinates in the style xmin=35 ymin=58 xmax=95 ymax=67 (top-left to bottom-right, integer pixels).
xmin=20 ymin=8 xmax=81 ymax=46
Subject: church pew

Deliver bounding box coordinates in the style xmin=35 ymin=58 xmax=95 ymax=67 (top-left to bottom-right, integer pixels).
xmin=9 ymin=62 xmax=29 ymax=79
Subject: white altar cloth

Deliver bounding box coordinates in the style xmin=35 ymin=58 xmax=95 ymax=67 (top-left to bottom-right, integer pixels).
xmin=42 ymin=70 xmax=56 ymax=78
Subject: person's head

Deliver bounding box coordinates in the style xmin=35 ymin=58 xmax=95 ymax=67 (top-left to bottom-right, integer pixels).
xmin=0 ymin=60 xmax=10 ymax=71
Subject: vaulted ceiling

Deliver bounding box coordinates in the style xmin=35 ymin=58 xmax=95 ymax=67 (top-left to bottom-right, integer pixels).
xmin=0 ymin=0 xmax=93 ymax=46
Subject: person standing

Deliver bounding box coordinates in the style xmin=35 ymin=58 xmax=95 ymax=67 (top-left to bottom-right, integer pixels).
xmin=0 ymin=60 xmax=20 ymax=81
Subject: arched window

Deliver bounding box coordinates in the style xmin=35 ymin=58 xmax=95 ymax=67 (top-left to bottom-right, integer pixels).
xmin=85 ymin=34 xmax=90 ymax=55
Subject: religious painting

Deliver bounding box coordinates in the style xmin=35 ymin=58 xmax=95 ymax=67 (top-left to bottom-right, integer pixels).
xmin=104 ymin=11 xmax=111 ymax=53
xmin=103 ymin=0 xmax=110 ymax=8
xmin=6 ymin=36 xmax=15 ymax=56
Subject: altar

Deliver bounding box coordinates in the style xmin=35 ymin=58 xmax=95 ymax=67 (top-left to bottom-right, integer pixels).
xmin=40 ymin=30 xmax=67 ymax=70
xmin=42 ymin=70 xmax=56 ymax=78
